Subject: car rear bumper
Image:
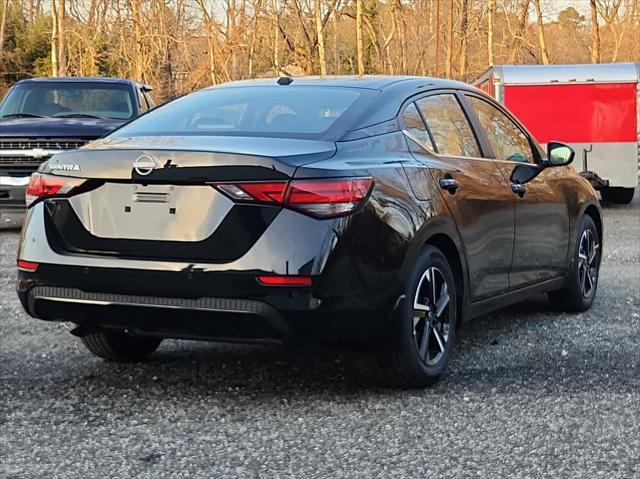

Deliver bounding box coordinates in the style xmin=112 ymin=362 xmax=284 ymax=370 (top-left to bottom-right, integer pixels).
xmin=17 ymin=201 xmax=404 ymax=343
xmin=17 ymin=260 xmax=397 ymax=344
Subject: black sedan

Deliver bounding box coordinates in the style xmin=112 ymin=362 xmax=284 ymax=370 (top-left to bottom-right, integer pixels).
xmin=16 ymin=76 xmax=602 ymax=387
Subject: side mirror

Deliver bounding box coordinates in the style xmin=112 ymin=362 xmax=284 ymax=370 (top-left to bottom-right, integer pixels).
xmin=547 ymin=142 xmax=575 ymax=167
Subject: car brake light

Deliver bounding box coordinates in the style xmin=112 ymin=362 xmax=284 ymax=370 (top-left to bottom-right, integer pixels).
xmin=17 ymin=260 xmax=39 ymax=272
xmin=25 ymin=173 xmax=86 ymax=207
xmin=213 ymin=178 xmax=373 ymax=218
xmin=286 ymin=178 xmax=373 ymax=218
xmin=257 ymin=275 xmax=312 ymax=286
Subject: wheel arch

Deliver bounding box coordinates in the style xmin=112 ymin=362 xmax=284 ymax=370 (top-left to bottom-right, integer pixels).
xmin=400 ymin=214 xmax=469 ymax=326
xmin=423 ymin=233 xmax=465 ymax=327
xmin=584 ymin=203 xmax=603 ymax=246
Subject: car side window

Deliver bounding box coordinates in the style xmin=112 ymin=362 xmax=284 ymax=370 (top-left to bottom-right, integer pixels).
xmin=402 ymin=102 xmax=435 ymax=152
xmin=467 ymin=96 xmax=534 ymax=163
xmin=415 ymin=94 xmax=481 ymax=158
xmin=138 ymin=89 xmax=149 ymax=113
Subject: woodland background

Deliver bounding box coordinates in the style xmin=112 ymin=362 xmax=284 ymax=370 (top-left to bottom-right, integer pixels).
xmin=0 ymin=0 xmax=639 ymax=100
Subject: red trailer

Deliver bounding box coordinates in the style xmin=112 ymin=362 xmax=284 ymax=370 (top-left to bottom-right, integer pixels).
xmin=475 ymin=63 xmax=639 ymax=203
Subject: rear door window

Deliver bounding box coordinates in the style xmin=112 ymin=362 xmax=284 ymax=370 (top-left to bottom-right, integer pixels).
xmin=415 ymin=94 xmax=481 ymax=158
xmin=401 ymin=102 xmax=435 ymax=152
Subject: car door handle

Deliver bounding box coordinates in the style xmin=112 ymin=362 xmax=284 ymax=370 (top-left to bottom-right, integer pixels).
xmin=511 ymin=183 xmax=526 ymax=198
xmin=439 ymin=177 xmax=460 ymax=194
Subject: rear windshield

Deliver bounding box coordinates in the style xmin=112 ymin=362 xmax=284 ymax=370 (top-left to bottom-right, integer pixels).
xmin=112 ymin=86 xmax=362 ymax=140
xmin=0 ymin=82 xmax=134 ymax=120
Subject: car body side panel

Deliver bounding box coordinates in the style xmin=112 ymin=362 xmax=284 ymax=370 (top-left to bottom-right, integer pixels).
xmin=492 ymin=161 xmax=571 ymax=287
xmin=409 ymin=148 xmax=515 ymax=300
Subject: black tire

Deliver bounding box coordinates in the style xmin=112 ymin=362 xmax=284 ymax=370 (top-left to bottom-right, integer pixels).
xmin=80 ymin=331 xmax=161 ymax=362
xmin=377 ymin=245 xmax=458 ymax=388
xmin=549 ymin=215 xmax=601 ymax=312
xmin=601 ymin=187 xmax=634 ymax=204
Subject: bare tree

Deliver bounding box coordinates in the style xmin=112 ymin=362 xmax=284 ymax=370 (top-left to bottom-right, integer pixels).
xmin=356 ymin=0 xmax=363 ymax=75
xmin=444 ymin=0 xmax=454 ymax=77
xmin=315 ymin=0 xmax=327 ymax=75
xmin=488 ymin=0 xmax=495 ymax=66
xmin=0 ymin=0 xmax=8 ymax=71
xmin=533 ymin=0 xmax=550 ymax=64
xmin=590 ymin=0 xmax=601 ymax=63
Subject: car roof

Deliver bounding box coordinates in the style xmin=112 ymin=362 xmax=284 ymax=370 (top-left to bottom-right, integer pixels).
xmin=205 ymin=75 xmax=483 ymax=138
xmin=210 ymin=75 xmax=472 ymax=91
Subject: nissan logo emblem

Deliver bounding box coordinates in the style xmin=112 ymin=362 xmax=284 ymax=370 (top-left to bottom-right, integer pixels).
xmin=133 ymin=155 xmax=157 ymax=176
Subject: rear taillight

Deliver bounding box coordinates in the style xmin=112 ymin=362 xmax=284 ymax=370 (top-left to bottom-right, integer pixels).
xmin=213 ymin=178 xmax=373 ymax=218
xmin=286 ymin=178 xmax=373 ymax=217
xmin=25 ymin=173 xmax=86 ymax=207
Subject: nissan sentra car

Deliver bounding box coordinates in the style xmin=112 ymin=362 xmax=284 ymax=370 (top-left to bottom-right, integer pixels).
xmin=16 ymin=76 xmax=602 ymax=387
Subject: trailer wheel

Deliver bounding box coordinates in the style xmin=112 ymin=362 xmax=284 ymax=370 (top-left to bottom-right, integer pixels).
xmin=601 ymin=187 xmax=634 ymax=204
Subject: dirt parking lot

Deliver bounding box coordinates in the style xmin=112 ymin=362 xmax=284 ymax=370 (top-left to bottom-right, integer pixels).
xmin=1 ymin=194 xmax=639 ymax=478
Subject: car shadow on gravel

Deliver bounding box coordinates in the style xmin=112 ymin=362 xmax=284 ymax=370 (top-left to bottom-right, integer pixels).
xmin=30 ymin=293 xmax=637 ymax=403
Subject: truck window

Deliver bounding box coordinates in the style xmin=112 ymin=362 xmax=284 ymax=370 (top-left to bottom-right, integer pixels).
xmin=0 ymin=82 xmax=135 ymax=120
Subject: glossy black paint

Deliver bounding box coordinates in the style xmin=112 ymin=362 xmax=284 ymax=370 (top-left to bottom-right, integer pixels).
xmin=16 ymin=76 xmax=602 ymax=344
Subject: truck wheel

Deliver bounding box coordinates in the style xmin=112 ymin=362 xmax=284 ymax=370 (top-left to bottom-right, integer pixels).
xmin=80 ymin=331 xmax=161 ymax=362
xmin=377 ymin=245 xmax=457 ymax=388
xmin=549 ymin=215 xmax=600 ymax=312
xmin=601 ymin=187 xmax=634 ymax=204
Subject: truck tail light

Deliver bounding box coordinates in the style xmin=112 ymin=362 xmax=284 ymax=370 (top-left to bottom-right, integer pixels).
xmin=213 ymin=178 xmax=373 ymax=218
xmin=25 ymin=173 xmax=86 ymax=207
xmin=17 ymin=260 xmax=39 ymax=272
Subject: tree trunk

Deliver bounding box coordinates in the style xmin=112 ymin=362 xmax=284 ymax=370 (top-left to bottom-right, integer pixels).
xmin=508 ymin=0 xmax=530 ymax=63
xmin=51 ymin=0 xmax=59 ymax=76
xmin=534 ymin=0 xmax=550 ymax=64
xmin=444 ymin=0 xmax=453 ymax=78
xmin=356 ymin=0 xmax=364 ymax=75
xmin=590 ymin=0 xmax=601 ymax=63
xmin=332 ymin=7 xmax=339 ymax=74
xmin=458 ymin=0 xmax=469 ymax=79
xmin=130 ymin=0 xmax=144 ymax=81
xmin=0 ymin=0 xmax=9 ymax=72
xmin=434 ymin=0 xmax=440 ymax=76
xmin=315 ymin=0 xmax=327 ymax=75
xmin=57 ymin=0 xmax=66 ymax=75
xmin=487 ymin=0 xmax=495 ymax=66
xmin=196 ymin=0 xmax=217 ymax=84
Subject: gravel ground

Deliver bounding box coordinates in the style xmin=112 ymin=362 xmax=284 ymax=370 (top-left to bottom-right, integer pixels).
xmin=1 ymin=195 xmax=639 ymax=478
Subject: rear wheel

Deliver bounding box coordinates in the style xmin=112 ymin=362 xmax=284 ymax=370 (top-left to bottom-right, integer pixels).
xmin=549 ymin=215 xmax=600 ymax=312
xmin=601 ymin=187 xmax=634 ymax=204
xmin=80 ymin=331 xmax=161 ymax=362
xmin=378 ymin=246 xmax=457 ymax=388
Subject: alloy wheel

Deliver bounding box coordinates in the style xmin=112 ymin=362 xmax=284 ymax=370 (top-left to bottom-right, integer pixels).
xmin=412 ymin=267 xmax=452 ymax=366
xmin=577 ymin=229 xmax=599 ymax=298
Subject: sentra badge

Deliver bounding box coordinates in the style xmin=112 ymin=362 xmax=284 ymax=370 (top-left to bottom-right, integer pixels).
xmin=50 ymin=163 xmax=81 ymax=171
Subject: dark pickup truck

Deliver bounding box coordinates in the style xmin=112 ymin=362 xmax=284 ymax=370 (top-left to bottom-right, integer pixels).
xmin=0 ymin=77 xmax=153 ymax=214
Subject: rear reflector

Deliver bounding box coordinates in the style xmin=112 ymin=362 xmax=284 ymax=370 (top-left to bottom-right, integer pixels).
xmin=257 ymin=275 xmax=312 ymax=286
xmin=17 ymin=260 xmax=39 ymax=272
xmin=216 ymin=182 xmax=288 ymax=204
xmin=25 ymin=173 xmax=86 ymax=207
xmin=214 ymin=178 xmax=373 ymax=218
